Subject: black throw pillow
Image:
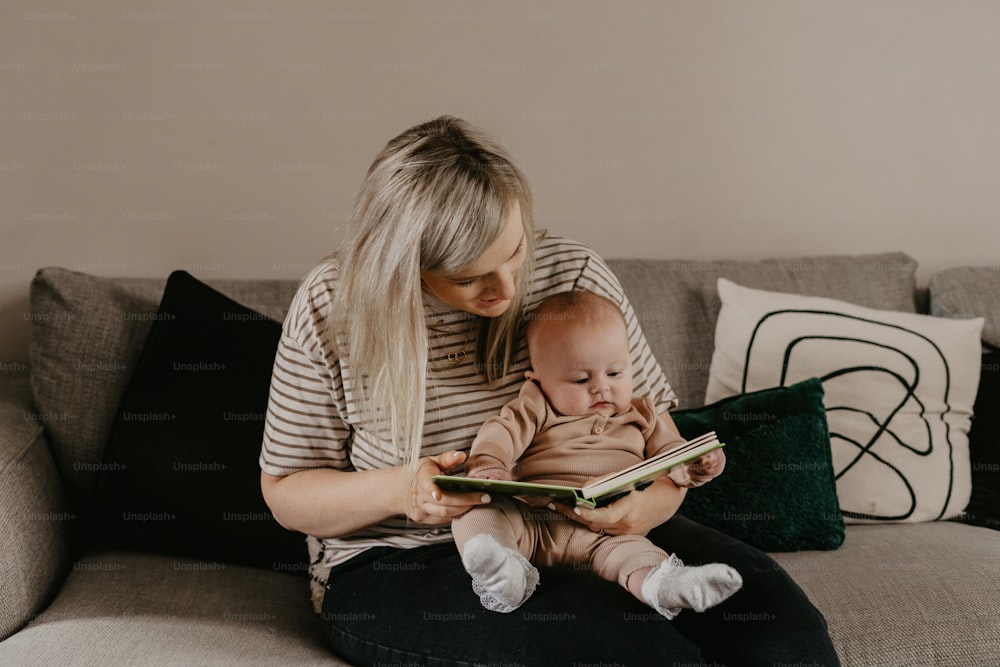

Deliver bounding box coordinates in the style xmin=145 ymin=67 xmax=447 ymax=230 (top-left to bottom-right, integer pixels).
xmin=93 ymin=271 xmax=307 ymax=573
xmin=959 ymin=352 xmax=1000 ymax=530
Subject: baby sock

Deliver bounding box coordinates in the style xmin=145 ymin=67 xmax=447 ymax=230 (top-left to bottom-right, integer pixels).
xmin=640 ymin=554 xmax=743 ymax=619
xmin=461 ymin=534 xmax=539 ymax=613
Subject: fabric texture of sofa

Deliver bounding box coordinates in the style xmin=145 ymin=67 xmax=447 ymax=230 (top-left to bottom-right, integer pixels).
xmin=1 ymin=251 xmax=998 ymax=666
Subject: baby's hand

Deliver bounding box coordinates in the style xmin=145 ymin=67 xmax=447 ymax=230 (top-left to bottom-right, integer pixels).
xmin=468 ymin=467 xmax=513 ymax=482
xmin=668 ymin=449 xmax=726 ymax=488
xmin=690 ymin=449 xmax=725 ymax=479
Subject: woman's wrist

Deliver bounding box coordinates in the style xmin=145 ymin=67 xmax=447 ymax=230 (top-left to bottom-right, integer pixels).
xmin=635 ymin=476 xmax=687 ymax=530
xmin=615 ymin=477 xmax=684 ymax=535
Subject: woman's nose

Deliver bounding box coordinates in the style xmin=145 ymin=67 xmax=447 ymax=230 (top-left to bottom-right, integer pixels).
xmin=485 ymin=267 xmax=515 ymax=299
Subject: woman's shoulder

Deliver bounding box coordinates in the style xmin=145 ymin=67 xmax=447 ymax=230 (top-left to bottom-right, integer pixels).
xmin=529 ymin=232 xmax=621 ymax=301
xmin=532 ymin=232 xmax=605 ymax=280
xmin=533 ymin=232 xmax=603 ymax=262
xmin=293 ymin=258 xmax=340 ymax=307
xmin=283 ymin=256 xmax=340 ymax=339
xmin=299 ymin=255 xmax=340 ymax=290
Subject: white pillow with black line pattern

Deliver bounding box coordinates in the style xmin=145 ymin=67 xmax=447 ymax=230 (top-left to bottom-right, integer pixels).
xmin=705 ymin=278 xmax=983 ymax=524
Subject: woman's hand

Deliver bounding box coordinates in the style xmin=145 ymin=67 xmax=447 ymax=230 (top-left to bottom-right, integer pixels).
xmin=404 ymin=450 xmax=493 ymax=525
xmin=548 ymin=476 xmax=686 ymax=536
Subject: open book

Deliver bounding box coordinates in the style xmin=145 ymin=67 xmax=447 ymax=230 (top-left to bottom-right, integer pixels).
xmin=432 ymin=431 xmax=722 ymax=509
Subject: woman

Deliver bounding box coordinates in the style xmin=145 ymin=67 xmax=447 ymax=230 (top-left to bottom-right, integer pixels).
xmin=260 ymin=116 xmax=839 ymax=666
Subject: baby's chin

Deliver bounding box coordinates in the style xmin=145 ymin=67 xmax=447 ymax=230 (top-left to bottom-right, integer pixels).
xmin=585 ymin=401 xmax=622 ymax=416
xmin=551 ymin=400 xmax=624 ymax=417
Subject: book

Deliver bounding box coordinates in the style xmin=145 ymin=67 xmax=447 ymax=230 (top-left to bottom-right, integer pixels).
xmin=432 ymin=431 xmax=723 ymax=509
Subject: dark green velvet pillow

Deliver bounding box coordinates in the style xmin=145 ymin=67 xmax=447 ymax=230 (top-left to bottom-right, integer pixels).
xmin=673 ymin=378 xmax=845 ymax=551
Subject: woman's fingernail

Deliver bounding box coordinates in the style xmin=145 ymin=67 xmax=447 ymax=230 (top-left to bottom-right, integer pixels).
xmin=481 ymin=494 xmax=491 ymax=503
xmin=547 ymin=503 xmax=556 ymax=511
xmin=573 ymin=507 xmax=582 ymax=516
xmin=432 ymin=490 xmax=441 ymax=501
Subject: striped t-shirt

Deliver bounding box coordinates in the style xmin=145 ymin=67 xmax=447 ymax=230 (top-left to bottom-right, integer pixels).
xmin=259 ymin=234 xmax=677 ymax=608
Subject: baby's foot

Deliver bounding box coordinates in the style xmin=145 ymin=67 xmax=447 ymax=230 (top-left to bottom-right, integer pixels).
xmin=462 ymin=534 xmax=539 ymax=613
xmin=641 ymin=555 xmax=743 ymax=619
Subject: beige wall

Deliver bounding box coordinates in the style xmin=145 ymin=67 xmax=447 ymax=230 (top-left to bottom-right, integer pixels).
xmin=3 ymin=0 xmax=999 ymax=367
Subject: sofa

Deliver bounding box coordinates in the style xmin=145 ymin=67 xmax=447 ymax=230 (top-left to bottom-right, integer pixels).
xmin=1 ymin=251 xmax=998 ymax=666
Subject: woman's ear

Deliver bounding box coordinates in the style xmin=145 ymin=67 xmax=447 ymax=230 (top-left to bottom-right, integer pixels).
xmin=524 ymin=369 xmax=537 ymax=382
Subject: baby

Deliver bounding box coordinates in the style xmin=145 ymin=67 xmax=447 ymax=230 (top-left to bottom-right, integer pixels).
xmin=449 ymin=289 xmax=742 ymax=618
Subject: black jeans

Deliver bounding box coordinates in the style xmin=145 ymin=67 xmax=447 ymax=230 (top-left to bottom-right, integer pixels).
xmin=322 ymin=515 xmax=841 ymax=667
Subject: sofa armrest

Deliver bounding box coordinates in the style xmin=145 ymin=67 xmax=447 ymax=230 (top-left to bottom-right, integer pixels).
xmin=0 ymin=375 xmax=72 ymax=641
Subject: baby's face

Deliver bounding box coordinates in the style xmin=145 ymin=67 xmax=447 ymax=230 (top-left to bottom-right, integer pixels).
xmin=525 ymin=316 xmax=634 ymax=417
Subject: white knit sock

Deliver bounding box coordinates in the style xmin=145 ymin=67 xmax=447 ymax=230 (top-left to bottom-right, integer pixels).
xmin=461 ymin=534 xmax=539 ymax=613
xmin=641 ymin=555 xmax=743 ymax=619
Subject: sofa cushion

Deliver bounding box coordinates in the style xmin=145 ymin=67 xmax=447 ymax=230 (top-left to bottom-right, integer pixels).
xmin=673 ymin=378 xmax=844 ymax=551
xmin=607 ymin=251 xmax=918 ymax=410
xmin=28 ymin=269 xmax=164 ymax=500
xmin=706 ymin=279 xmax=983 ymax=524
xmin=770 ymin=522 xmax=1000 ymax=666
xmin=92 ymin=271 xmax=307 ymax=571
xmin=27 ymin=267 xmax=300 ymax=501
xmin=929 ymin=265 xmax=1000 ymax=349
xmin=0 ymin=549 xmax=339 ymax=666
xmin=0 ymin=376 xmax=72 ymax=641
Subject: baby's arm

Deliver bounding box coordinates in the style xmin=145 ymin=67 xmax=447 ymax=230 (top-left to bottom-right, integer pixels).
xmin=639 ymin=398 xmax=726 ymax=489
xmin=465 ymin=420 xmax=526 ymax=482
xmin=464 ymin=440 xmax=514 ymax=481
xmin=639 ymin=397 xmax=724 ymax=488
xmin=464 ymin=384 xmax=543 ymax=483
xmin=467 ymin=465 xmax=513 ymax=481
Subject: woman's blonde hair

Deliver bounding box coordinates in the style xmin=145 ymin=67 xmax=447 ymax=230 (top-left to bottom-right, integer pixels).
xmin=330 ymin=116 xmax=536 ymax=466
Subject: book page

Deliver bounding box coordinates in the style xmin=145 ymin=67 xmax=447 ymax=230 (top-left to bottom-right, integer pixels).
xmin=581 ymin=432 xmax=721 ymax=499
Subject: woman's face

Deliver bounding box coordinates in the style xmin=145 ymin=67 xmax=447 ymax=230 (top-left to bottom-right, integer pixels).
xmin=420 ymin=201 xmax=526 ymax=317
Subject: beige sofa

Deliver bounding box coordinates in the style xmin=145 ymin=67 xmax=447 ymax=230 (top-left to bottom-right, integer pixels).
xmin=1 ymin=252 xmax=998 ymax=666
